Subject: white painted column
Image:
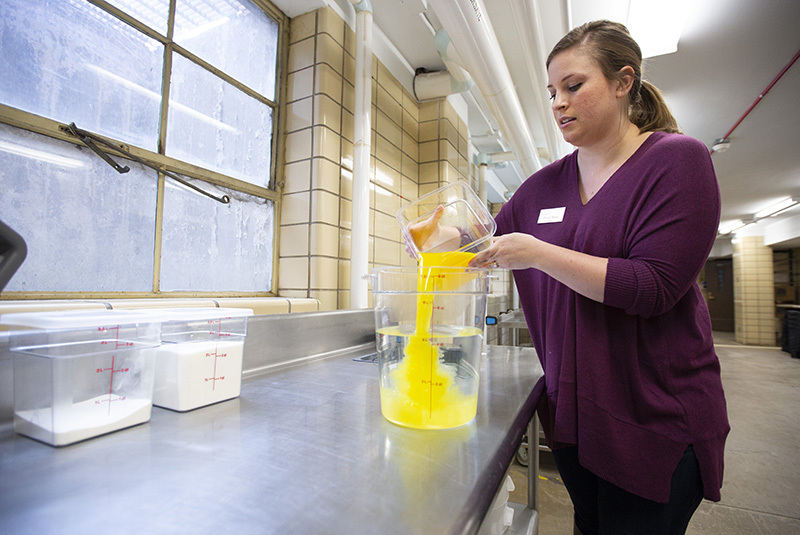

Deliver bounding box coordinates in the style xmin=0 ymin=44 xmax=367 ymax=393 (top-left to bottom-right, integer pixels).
xmin=349 ymin=0 xmax=373 ymax=309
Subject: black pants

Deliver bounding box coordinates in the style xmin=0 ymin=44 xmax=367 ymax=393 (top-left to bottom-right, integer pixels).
xmin=552 ymin=445 xmax=704 ymax=535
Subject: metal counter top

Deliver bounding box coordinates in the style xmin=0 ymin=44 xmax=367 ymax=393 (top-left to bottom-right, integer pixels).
xmin=0 ymin=345 xmax=543 ymax=535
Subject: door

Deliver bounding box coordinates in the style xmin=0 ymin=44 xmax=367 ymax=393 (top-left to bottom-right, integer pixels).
xmin=706 ymin=258 xmax=734 ymax=332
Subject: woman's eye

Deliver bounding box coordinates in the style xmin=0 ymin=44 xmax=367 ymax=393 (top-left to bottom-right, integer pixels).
xmin=548 ymin=93 xmax=556 ymax=101
xmin=568 ymin=83 xmax=582 ymax=92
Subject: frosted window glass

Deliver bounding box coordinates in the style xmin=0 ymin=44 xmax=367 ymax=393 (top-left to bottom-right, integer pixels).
xmin=166 ymin=54 xmax=273 ymax=188
xmin=0 ymin=0 xmax=163 ymax=151
xmin=106 ymin=0 xmax=171 ymax=36
xmin=0 ymin=124 xmax=157 ymax=292
xmin=160 ymin=178 xmax=274 ymax=292
xmin=175 ymin=0 xmax=279 ymax=99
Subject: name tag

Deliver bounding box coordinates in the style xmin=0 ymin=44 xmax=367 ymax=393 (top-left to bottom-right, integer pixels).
xmin=538 ymin=207 xmax=566 ymax=224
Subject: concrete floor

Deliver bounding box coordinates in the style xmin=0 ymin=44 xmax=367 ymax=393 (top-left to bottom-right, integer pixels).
xmin=507 ymin=331 xmax=800 ymax=534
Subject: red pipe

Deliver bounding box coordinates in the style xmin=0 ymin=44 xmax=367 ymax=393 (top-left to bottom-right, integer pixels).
xmin=711 ymin=47 xmax=800 ymax=154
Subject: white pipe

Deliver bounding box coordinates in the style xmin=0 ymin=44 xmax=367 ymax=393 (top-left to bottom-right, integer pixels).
xmin=509 ymin=0 xmax=561 ymax=162
xmin=486 ymin=151 xmax=515 ymax=164
xmin=560 ymin=0 xmax=572 ymax=35
xmin=478 ymin=164 xmax=487 ymax=205
xmin=349 ymin=0 xmax=372 ymax=310
xmin=434 ymin=28 xmax=473 ymax=87
xmin=484 ymin=168 xmax=509 ymax=202
xmin=413 ymin=28 xmax=475 ymax=101
xmin=428 ymin=0 xmax=542 ymax=178
xmin=413 ymin=70 xmax=474 ymax=101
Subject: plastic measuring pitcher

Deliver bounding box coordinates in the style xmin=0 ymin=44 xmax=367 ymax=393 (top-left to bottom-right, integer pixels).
xmin=397 ymin=181 xmax=496 ymax=260
xmin=366 ymin=266 xmax=491 ymax=429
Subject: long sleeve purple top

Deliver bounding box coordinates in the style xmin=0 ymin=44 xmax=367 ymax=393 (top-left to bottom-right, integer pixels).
xmin=495 ymin=132 xmax=730 ymax=503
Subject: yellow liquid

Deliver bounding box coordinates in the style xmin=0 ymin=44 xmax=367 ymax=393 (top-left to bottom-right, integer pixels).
xmin=380 ymin=251 xmax=480 ymax=429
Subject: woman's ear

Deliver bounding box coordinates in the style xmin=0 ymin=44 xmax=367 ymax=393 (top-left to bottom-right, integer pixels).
xmin=616 ymin=65 xmax=636 ymax=97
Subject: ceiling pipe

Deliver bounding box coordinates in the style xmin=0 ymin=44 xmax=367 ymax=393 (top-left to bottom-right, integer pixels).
xmin=428 ymin=0 xmax=542 ymax=179
xmin=480 ymin=165 xmax=511 ymax=204
xmin=475 ymin=151 xmax=515 ymax=165
xmin=349 ymin=0 xmax=373 ymax=310
xmin=433 ymin=28 xmax=475 ymax=91
xmin=413 ymin=28 xmax=475 ymax=101
xmin=417 ymin=14 xmax=507 ymax=157
xmin=559 ymin=0 xmax=572 ymax=35
xmin=413 ymin=70 xmax=474 ymax=101
xmin=478 ymin=163 xmax=487 ymax=205
xmin=711 ymin=48 xmax=800 ymax=155
xmin=475 ymin=152 xmax=511 ymax=205
xmin=509 ymin=0 xmax=562 ymax=162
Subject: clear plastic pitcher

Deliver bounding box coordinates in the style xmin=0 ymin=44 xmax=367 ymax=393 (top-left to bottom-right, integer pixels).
xmin=367 ymin=266 xmax=491 ymax=429
xmin=397 ymin=181 xmax=496 ymax=260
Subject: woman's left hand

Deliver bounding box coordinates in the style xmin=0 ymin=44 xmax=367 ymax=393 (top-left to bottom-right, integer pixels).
xmin=471 ymin=232 xmax=609 ymax=303
xmin=469 ymin=233 xmax=540 ymax=270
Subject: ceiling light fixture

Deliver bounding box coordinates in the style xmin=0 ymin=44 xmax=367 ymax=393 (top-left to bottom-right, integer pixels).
xmin=626 ymin=0 xmax=691 ymax=58
xmin=754 ymin=197 xmax=799 ymax=219
xmin=718 ymin=219 xmax=745 ymax=235
xmin=711 ymin=138 xmax=731 ymax=153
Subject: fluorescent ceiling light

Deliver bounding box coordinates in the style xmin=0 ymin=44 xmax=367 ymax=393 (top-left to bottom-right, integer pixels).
xmin=0 ymin=139 xmax=85 ymax=168
xmin=733 ymin=222 xmax=757 ymax=235
xmin=626 ymin=0 xmax=691 ymax=58
xmin=718 ymin=219 xmax=746 ymax=235
xmin=754 ymin=197 xmax=799 ymax=219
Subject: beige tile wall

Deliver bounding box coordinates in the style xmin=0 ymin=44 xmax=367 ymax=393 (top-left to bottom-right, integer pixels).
xmin=418 ymin=99 xmax=473 ymax=195
xmin=280 ymin=7 xmax=418 ymax=311
xmin=733 ymin=235 xmax=776 ymax=345
xmin=280 ymin=6 xmax=504 ymax=312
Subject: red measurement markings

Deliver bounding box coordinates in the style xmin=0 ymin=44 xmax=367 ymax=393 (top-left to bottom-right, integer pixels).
xmin=204 ymin=346 xmax=228 ymax=390
xmin=95 ymin=353 xmax=129 ymax=414
xmin=414 ymin=337 xmax=445 ymax=347
xmin=100 ymin=340 xmax=134 ymax=348
xmin=420 ymin=379 xmax=443 ymax=387
xmin=203 ymin=319 xmax=235 ymax=390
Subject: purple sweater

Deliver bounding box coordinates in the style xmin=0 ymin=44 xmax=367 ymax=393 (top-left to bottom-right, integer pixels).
xmin=495 ymin=132 xmax=730 ymax=502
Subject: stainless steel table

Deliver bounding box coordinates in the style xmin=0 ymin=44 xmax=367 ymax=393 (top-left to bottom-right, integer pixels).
xmin=0 ymin=345 xmax=544 ymax=535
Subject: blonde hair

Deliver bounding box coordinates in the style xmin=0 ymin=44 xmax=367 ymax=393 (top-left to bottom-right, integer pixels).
xmin=546 ymin=20 xmax=681 ymax=134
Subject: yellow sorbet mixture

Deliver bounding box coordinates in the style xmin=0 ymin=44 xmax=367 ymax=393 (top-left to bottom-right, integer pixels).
xmin=380 ymin=251 xmax=481 ymax=429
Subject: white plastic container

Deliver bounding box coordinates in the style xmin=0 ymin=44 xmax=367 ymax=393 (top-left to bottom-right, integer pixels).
xmin=0 ymin=309 xmax=162 ymax=447
xmin=152 ymin=308 xmax=252 ymax=412
xmin=478 ymin=475 xmax=515 ymax=535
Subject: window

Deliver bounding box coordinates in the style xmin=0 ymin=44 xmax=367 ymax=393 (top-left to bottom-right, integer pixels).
xmin=0 ymin=0 xmax=285 ymax=296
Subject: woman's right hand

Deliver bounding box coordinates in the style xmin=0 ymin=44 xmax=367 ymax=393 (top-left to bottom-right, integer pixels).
xmin=404 ymin=205 xmax=463 ymax=258
xmin=407 ymin=205 xmax=445 ymax=251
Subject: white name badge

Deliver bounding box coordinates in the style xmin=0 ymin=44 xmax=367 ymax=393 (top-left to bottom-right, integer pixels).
xmin=537 ymin=207 xmax=566 ymax=224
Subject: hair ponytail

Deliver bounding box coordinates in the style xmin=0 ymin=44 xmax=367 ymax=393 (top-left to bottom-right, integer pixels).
xmin=547 ymin=20 xmax=682 ymax=135
xmin=631 ymin=80 xmax=681 ymax=134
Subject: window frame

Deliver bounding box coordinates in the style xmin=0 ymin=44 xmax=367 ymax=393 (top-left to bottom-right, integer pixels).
xmin=0 ymin=0 xmax=290 ymax=299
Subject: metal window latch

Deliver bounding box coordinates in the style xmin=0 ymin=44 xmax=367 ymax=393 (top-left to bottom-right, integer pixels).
xmin=67 ymin=123 xmax=130 ymax=174
xmin=64 ymin=123 xmax=230 ymax=204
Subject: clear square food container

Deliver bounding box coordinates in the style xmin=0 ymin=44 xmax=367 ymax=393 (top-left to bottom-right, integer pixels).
xmin=0 ymin=309 xmax=162 ymax=447
xmin=152 ymin=308 xmax=253 ymax=412
xmin=397 ymin=180 xmax=496 ymax=259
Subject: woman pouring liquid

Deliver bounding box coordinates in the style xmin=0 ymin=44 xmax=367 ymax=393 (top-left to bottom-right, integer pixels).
xmin=410 ymin=20 xmax=729 ymax=535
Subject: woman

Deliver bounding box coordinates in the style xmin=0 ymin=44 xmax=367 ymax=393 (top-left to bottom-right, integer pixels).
xmin=417 ymin=20 xmax=730 ymax=535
